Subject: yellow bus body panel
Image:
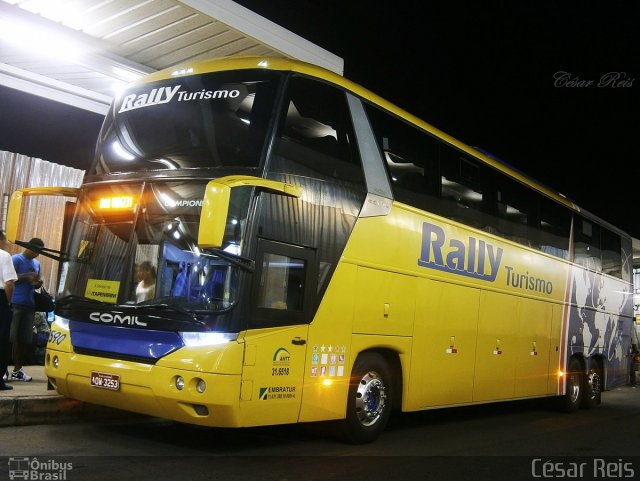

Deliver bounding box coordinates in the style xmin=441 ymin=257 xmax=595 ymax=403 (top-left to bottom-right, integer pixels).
xmin=340 ymin=202 xmax=569 ymax=409
xmin=237 ymin=325 xmax=308 ymax=426
xmin=299 ymin=263 xmax=358 ymax=422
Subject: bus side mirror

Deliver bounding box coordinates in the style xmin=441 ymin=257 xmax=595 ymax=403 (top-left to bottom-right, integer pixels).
xmin=198 ymin=175 xmax=302 ymax=248
xmin=6 ymin=187 xmax=80 ymax=243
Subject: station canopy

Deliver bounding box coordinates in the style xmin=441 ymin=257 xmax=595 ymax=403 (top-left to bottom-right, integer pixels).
xmin=0 ymin=0 xmax=343 ymax=115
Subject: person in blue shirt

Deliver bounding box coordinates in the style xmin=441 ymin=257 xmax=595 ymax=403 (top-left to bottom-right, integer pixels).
xmin=9 ymin=238 xmax=45 ymax=382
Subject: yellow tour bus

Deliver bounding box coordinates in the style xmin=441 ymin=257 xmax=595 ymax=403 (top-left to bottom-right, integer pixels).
xmin=7 ymin=57 xmax=633 ymax=443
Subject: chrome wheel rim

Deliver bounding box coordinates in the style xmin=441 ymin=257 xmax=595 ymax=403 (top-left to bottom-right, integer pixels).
xmin=568 ymin=371 xmax=581 ymax=404
xmin=354 ymin=371 xmax=387 ymax=427
xmin=587 ymin=370 xmax=601 ymax=400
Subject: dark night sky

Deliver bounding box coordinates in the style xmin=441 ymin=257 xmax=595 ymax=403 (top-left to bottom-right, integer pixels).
xmin=0 ymin=1 xmax=638 ymax=237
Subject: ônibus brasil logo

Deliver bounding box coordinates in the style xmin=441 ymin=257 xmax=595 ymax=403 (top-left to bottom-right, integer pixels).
xmin=8 ymin=457 xmax=73 ymax=480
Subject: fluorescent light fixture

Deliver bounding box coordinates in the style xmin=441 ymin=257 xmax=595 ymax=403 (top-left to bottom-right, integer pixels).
xmin=179 ymin=331 xmax=238 ymax=347
xmin=0 ymin=19 xmax=84 ymax=62
xmin=20 ymin=0 xmax=83 ymax=28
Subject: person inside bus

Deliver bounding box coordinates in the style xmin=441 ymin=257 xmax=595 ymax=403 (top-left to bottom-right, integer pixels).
xmin=171 ymin=261 xmax=189 ymax=298
xmin=135 ymin=261 xmax=156 ymax=303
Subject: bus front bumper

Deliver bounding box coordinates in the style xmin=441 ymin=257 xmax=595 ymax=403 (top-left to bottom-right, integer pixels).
xmin=44 ymin=350 xmax=242 ymax=427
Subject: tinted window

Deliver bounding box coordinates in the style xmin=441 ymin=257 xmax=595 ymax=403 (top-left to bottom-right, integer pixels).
xmin=364 ymin=104 xmax=440 ymax=210
xmin=263 ymin=76 xmax=366 ymax=308
xmin=252 ymin=240 xmax=317 ymax=326
xmin=600 ymin=226 xmax=622 ymax=278
xmin=270 ymin=75 xmax=364 ymax=185
xmin=573 ymin=216 xmax=602 ymax=271
xmin=93 ymin=70 xmax=281 ymax=174
xmin=364 ymin=102 xmax=571 ymax=259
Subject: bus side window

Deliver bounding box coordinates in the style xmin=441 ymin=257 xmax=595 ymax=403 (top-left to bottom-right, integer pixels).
xmin=538 ymin=197 xmax=571 ymax=260
xmin=363 ymin=103 xmax=440 ymax=211
xmin=257 ymin=253 xmax=306 ymax=311
xmin=252 ymin=240 xmax=317 ymax=327
xmin=573 ymin=216 xmax=602 ymax=271
xmin=600 ymin=227 xmax=622 ymax=278
xmin=271 ymin=75 xmax=365 ymax=185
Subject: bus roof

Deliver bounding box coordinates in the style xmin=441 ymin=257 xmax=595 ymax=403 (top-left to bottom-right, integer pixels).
xmin=136 ymin=56 xmax=626 ymax=234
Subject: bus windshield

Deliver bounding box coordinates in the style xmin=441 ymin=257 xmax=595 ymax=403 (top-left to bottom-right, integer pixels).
xmin=92 ymin=69 xmax=282 ymax=174
xmin=58 ymin=180 xmax=249 ymax=313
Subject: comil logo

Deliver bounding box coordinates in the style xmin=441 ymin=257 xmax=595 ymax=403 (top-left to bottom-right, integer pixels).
xmin=8 ymin=457 xmax=73 ymax=480
xmin=89 ymin=312 xmax=147 ymax=327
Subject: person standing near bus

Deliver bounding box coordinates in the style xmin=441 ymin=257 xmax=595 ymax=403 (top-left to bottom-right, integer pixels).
xmin=0 ymin=230 xmax=18 ymax=390
xmin=9 ymin=238 xmax=45 ymax=382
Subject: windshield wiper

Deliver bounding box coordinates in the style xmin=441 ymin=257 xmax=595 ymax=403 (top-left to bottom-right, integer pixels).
xmin=56 ymin=295 xmax=113 ymax=308
xmin=203 ymin=248 xmax=255 ymax=273
xmin=134 ymin=303 xmax=201 ymax=322
xmin=14 ymin=240 xmax=70 ymax=262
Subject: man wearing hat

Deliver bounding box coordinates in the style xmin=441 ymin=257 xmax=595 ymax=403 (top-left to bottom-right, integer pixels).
xmin=9 ymin=238 xmax=45 ymax=382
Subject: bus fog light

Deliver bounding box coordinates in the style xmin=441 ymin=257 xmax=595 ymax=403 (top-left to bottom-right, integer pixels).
xmin=53 ymin=356 xmax=59 ymax=368
xmin=176 ymin=376 xmax=185 ymax=390
xmin=196 ymin=379 xmax=206 ymax=393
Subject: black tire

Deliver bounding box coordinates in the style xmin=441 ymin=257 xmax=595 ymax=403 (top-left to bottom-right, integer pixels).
xmin=581 ymin=362 xmax=602 ymax=409
xmin=556 ymin=357 xmax=584 ymax=412
xmin=341 ymin=352 xmax=392 ymax=444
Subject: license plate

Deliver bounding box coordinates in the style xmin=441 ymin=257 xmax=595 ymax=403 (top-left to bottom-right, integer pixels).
xmin=90 ymin=371 xmax=120 ymax=391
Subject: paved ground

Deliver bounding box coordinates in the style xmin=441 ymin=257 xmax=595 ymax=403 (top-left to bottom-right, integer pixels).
xmin=0 ymin=364 xmax=131 ymax=426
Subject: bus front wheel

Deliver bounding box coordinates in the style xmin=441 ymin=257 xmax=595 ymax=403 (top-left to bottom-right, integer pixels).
xmin=341 ymin=352 xmax=392 ymax=444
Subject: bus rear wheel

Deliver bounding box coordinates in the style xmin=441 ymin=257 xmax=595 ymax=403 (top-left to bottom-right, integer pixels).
xmin=581 ymin=363 xmax=602 ymax=409
xmin=557 ymin=357 xmax=584 ymax=412
xmin=341 ymin=352 xmax=392 ymax=444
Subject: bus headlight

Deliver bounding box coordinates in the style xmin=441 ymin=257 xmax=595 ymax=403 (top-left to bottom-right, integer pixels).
xmin=179 ymin=331 xmax=238 ymax=347
xmin=175 ymin=376 xmax=185 ymax=390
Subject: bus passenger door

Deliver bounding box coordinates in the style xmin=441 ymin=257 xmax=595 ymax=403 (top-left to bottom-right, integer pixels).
xmin=239 ymin=239 xmax=316 ymax=426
